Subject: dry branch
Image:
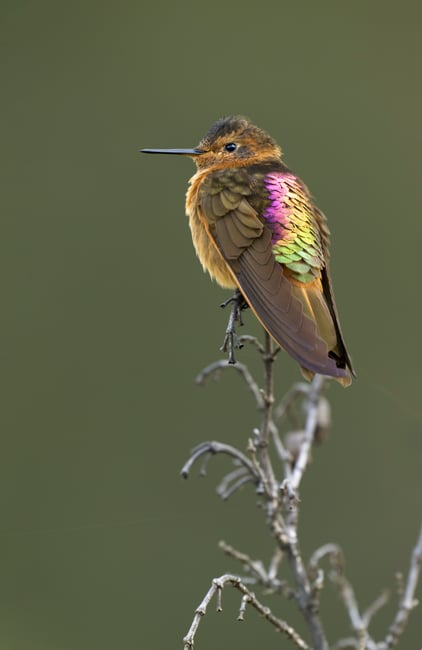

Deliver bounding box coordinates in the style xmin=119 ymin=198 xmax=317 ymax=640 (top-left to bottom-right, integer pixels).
xmin=180 ymin=329 xmax=421 ymax=649
xmin=182 ymin=574 xmax=311 ymax=650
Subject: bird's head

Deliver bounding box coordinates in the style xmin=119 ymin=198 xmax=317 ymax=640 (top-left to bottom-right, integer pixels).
xmin=141 ymin=116 xmax=282 ymax=170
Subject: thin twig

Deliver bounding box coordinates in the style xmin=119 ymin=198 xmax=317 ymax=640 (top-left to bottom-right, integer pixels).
xmin=218 ymin=540 xmax=291 ymax=595
xmin=182 ymin=574 xmax=311 ymax=650
xmin=289 ymin=374 xmax=325 ymax=490
xmin=180 ymin=441 xmax=259 ymax=482
xmin=331 ymin=639 xmax=360 ymax=649
xmin=195 ymin=359 xmax=265 ymax=410
xmin=378 ymin=522 xmax=422 ymax=649
xmin=274 ymin=383 xmax=309 ymax=426
xmin=361 ymin=589 xmax=390 ymax=627
xmin=326 ymin=547 xmax=379 ymax=650
xmin=237 ymin=334 xmax=265 ymax=354
xmin=260 ymin=332 xmax=276 ymax=448
xmin=238 ymin=334 xmax=282 ymax=361
xmin=216 ymin=467 xmax=249 ymax=497
xmin=269 ymin=420 xmax=292 ymax=464
xmin=336 ymin=576 xmax=365 ymax=638
xmin=248 ymin=332 xmax=279 ymax=508
xmin=218 ymin=540 xmax=268 ymax=583
xmin=268 ymin=546 xmax=284 ymax=582
xmin=309 ymin=543 xmax=343 ymax=575
xmin=218 ymin=474 xmax=254 ymax=500
xmin=238 ymin=592 xmax=250 ymax=620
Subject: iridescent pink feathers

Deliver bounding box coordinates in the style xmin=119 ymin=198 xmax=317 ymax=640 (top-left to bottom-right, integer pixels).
xmin=263 ymin=172 xmax=322 ymax=283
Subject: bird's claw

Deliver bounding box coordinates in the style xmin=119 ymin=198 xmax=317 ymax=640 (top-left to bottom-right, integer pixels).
xmin=220 ymin=331 xmax=244 ymax=364
xmin=220 ymin=290 xmax=248 ymax=364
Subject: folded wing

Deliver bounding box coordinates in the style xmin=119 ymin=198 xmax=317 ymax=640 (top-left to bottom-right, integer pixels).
xmin=199 ymin=169 xmax=353 ymax=384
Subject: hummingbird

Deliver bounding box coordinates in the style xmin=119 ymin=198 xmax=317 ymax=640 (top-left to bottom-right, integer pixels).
xmin=142 ymin=116 xmax=354 ymax=386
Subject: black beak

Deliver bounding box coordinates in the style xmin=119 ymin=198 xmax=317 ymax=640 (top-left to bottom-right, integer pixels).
xmin=140 ymin=148 xmax=205 ymax=155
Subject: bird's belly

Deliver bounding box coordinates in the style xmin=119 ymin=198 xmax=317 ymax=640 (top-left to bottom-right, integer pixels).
xmin=186 ymin=173 xmax=236 ymax=289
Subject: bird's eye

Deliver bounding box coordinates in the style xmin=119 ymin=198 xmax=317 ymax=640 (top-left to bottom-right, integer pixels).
xmin=224 ymin=142 xmax=237 ymax=152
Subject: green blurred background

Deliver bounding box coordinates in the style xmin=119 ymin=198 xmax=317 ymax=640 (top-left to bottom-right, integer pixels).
xmin=2 ymin=0 xmax=421 ymax=648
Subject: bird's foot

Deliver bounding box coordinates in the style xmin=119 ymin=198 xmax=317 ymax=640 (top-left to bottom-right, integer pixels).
xmin=220 ymin=290 xmax=248 ymax=364
xmin=221 ymin=330 xmax=243 ymax=365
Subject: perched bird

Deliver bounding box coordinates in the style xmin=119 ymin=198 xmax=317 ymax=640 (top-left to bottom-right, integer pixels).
xmin=142 ymin=116 xmax=354 ymax=386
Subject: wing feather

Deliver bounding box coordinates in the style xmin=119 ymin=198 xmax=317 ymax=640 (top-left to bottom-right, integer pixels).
xmin=239 ymin=243 xmax=348 ymax=374
xmin=211 ymin=194 xmax=227 ymax=217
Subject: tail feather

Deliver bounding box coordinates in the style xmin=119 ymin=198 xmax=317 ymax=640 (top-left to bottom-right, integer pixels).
xmin=291 ymin=280 xmax=352 ymax=387
xmin=291 ymin=283 xmax=337 ymax=352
